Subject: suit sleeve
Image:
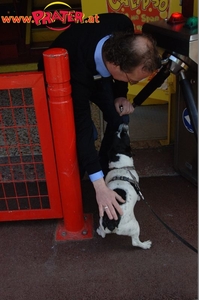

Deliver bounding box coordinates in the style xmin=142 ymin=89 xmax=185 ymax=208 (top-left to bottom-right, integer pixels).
xmin=71 ymin=68 xmax=102 ymax=176
xmin=113 ymin=80 xmax=129 ymax=99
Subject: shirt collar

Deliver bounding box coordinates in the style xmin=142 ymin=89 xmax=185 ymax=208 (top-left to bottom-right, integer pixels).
xmin=94 ymin=35 xmax=111 ymax=77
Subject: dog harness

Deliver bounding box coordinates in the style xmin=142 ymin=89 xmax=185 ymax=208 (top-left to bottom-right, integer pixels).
xmin=107 ymin=169 xmax=144 ymax=200
xmin=108 ymin=169 xmax=198 ymax=253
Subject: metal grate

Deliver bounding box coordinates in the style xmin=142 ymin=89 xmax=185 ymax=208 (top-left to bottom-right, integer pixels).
xmin=0 ymin=88 xmax=50 ymax=211
xmin=0 ymin=72 xmax=62 ymax=221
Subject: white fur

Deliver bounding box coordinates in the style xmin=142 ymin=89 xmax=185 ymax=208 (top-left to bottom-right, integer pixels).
xmin=97 ymin=153 xmax=152 ymax=250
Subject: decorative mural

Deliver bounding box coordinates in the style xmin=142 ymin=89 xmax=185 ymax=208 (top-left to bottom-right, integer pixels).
xmin=106 ymin=0 xmax=170 ymax=32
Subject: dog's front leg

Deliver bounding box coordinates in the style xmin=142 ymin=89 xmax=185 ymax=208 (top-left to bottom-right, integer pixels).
xmin=96 ymin=218 xmax=106 ymax=238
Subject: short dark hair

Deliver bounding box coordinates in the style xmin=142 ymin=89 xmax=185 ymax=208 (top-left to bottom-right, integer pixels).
xmin=103 ymin=32 xmax=161 ymax=73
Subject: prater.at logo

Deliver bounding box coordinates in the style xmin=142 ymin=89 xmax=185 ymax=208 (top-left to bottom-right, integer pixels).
xmin=33 ymin=1 xmax=85 ymax=31
xmin=1 ymin=1 xmax=100 ymax=31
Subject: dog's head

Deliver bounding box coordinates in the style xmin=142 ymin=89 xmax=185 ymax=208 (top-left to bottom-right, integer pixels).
xmin=108 ymin=124 xmax=133 ymax=167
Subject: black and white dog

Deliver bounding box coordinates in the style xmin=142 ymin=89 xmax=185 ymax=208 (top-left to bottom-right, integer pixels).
xmin=97 ymin=124 xmax=152 ymax=249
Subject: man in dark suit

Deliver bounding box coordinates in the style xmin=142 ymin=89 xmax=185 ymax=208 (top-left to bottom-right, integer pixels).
xmin=38 ymin=13 xmax=161 ymax=221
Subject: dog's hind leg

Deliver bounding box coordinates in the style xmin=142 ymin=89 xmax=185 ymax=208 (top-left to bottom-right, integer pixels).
xmin=129 ymin=221 xmax=152 ymax=249
xmin=130 ymin=223 xmax=152 ymax=249
xmin=131 ymin=235 xmax=152 ymax=249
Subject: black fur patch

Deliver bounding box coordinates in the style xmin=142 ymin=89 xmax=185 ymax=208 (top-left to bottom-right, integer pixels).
xmin=102 ymin=188 xmax=126 ymax=231
xmin=108 ymin=129 xmax=132 ymax=163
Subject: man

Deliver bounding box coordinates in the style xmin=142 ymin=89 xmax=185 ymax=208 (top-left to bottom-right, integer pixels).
xmin=38 ymin=13 xmax=161 ymax=221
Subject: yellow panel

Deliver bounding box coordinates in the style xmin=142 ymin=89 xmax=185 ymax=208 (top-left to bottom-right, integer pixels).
xmin=193 ymin=0 xmax=198 ymax=16
xmin=81 ymin=0 xmax=183 ymax=18
xmin=81 ymin=0 xmax=107 ymax=17
xmin=0 ymin=63 xmax=38 ymax=73
xmin=81 ymin=1 xmax=198 ymax=19
xmin=127 ymin=73 xmax=175 ymax=100
xmin=168 ymin=0 xmax=182 ymax=15
xmin=25 ymin=0 xmax=32 ymax=45
xmin=128 ymin=84 xmax=170 ymax=102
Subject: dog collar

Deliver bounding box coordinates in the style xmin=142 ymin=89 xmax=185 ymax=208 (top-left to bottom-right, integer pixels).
xmin=109 ymin=166 xmax=135 ymax=171
xmin=107 ymin=172 xmax=144 ymax=200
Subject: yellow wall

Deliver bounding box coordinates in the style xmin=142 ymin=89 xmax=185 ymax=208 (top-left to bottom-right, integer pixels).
xmin=81 ymin=0 xmax=107 ymax=16
xmin=168 ymin=1 xmax=181 ymax=14
xmin=81 ymin=0 xmax=183 ymax=17
xmin=81 ymin=0 xmax=197 ymax=17
xmin=193 ymin=0 xmax=198 ymax=16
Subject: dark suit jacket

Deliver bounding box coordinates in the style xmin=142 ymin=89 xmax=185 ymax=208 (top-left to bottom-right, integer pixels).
xmin=39 ymin=13 xmax=134 ymax=176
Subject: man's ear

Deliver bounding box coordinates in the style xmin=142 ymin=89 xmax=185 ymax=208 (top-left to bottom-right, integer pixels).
xmin=113 ymin=64 xmax=121 ymax=71
xmin=141 ymin=65 xmax=151 ymax=74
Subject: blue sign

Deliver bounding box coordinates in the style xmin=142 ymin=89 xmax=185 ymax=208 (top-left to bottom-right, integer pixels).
xmin=182 ymin=108 xmax=194 ymax=133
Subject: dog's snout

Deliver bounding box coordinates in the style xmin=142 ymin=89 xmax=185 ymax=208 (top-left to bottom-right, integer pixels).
xmin=118 ymin=124 xmax=129 ymax=137
xmin=122 ymin=124 xmax=129 ymax=133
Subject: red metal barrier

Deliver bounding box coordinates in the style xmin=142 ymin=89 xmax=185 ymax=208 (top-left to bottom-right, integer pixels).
xmin=0 ymin=72 xmax=62 ymax=221
xmin=43 ymin=48 xmax=93 ymax=241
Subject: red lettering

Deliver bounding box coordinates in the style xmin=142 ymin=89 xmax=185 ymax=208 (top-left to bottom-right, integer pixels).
xmin=41 ymin=11 xmax=52 ymax=24
xmin=32 ymin=10 xmax=44 ymax=25
xmin=59 ymin=10 xmax=69 ymax=23
xmin=68 ymin=11 xmax=75 ymax=22
xmin=32 ymin=9 xmax=95 ymax=27
xmin=75 ymin=11 xmax=84 ymax=23
xmin=51 ymin=10 xmax=63 ymax=22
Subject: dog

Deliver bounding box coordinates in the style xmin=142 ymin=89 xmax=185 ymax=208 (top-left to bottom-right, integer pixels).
xmin=97 ymin=123 xmax=152 ymax=249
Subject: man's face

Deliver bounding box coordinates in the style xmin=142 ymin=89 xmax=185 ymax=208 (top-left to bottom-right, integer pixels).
xmin=110 ymin=64 xmax=152 ymax=85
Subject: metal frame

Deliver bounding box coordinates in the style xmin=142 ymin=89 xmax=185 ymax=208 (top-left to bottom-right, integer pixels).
xmin=0 ymin=71 xmax=62 ymax=221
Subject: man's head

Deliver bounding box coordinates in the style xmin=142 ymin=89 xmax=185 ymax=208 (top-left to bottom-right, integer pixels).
xmin=102 ymin=32 xmax=161 ymax=84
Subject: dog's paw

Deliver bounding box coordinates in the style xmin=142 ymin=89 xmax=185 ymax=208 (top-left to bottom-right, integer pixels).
xmin=96 ymin=227 xmax=106 ymax=238
xmin=132 ymin=237 xmax=152 ymax=249
xmin=141 ymin=240 xmax=152 ymax=249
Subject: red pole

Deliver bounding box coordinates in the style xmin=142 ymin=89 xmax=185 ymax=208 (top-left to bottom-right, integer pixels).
xmin=43 ymin=48 xmax=93 ymax=240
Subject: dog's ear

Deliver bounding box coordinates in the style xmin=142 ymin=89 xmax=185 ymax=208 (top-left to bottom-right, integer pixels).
xmin=108 ymin=135 xmax=121 ymax=163
xmin=107 ymin=131 xmax=133 ymax=162
xmin=118 ymin=131 xmax=132 ymax=157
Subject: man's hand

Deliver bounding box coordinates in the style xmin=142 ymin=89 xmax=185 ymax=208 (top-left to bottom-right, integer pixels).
xmin=92 ymin=178 xmax=125 ymax=220
xmin=114 ymin=97 xmax=135 ymax=116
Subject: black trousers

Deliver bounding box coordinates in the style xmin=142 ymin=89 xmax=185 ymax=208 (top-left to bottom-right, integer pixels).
xmin=91 ymin=77 xmax=129 ymax=175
